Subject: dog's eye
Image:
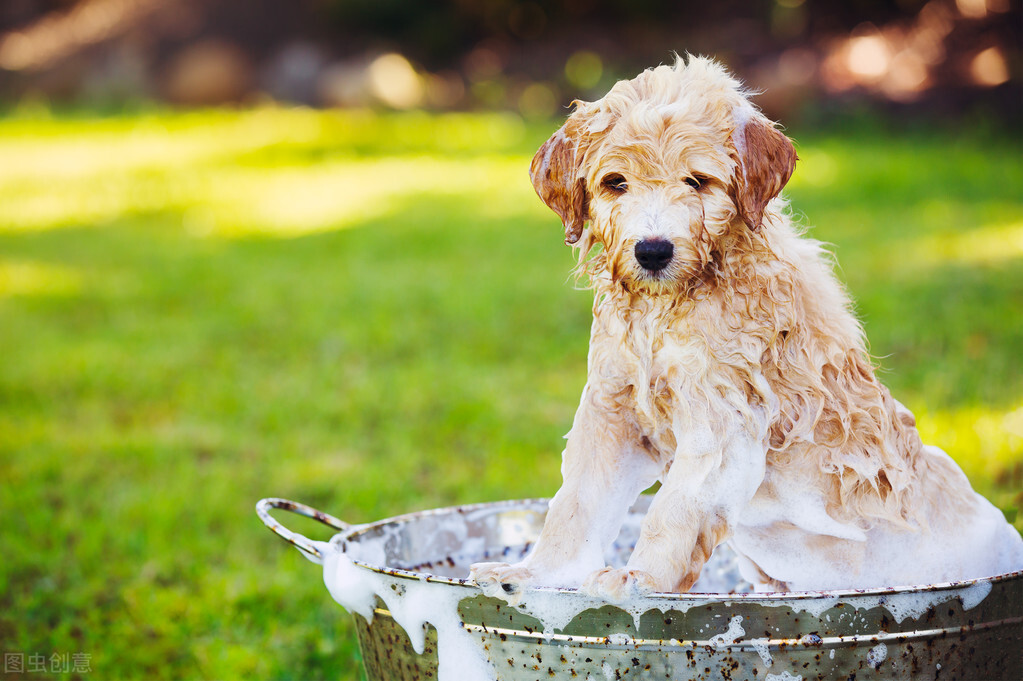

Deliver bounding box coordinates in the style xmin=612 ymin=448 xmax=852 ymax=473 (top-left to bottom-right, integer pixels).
xmin=685 ymin=175 xmax=706 ymax=190
xmin=601 ymin=173 xmax=628 ymax=195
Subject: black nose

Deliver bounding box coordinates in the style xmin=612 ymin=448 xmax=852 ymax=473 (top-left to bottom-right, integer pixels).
xmin=634 ymin=239 xmax=674 ymax=271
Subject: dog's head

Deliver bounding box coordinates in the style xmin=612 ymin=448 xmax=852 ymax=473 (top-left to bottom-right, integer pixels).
xmin=530 ymin=55 xmax=797 ymax=295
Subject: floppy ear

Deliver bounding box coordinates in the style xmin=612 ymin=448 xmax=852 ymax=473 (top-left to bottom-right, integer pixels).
xmin=529 ymin=126 xmax=590 ymax=244
xmin=732 ymin=113 xmax=798 ymax=231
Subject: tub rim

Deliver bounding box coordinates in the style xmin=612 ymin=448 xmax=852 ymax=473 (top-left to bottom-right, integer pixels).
xmin=259 ymin=496 xmax=1023 ymax=602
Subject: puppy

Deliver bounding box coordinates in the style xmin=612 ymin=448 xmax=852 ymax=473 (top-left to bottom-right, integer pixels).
xmin=471 ymin=55 xmax=1023 ymax=601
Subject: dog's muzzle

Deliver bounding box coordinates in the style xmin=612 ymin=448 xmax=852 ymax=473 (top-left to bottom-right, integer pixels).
xmin=634 ymin=239 xmax=674 ymax=272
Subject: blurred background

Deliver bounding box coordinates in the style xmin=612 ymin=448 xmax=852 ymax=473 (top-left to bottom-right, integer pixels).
xmin=0 ymin=0 xmax=1019 ymax=119
xmin=0 ymin=1 xmax=1020 ymax=680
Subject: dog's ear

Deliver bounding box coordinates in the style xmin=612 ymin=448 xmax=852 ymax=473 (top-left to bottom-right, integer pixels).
xmin=529 ymin=124 xmax=590 ymax=245
xmin=732 ymin=112 xmax=797 ymax=231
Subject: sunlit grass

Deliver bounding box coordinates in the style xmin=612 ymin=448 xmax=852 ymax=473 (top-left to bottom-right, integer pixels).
xmin=0 ymin=107 xmax=1019 ymax=680
xmin=910 ymin=221 xmax=1023 ymax=266
xmin=0 ymin=259 xmax=82 ymax=297
xmin=915 ymin=402 xmax=1023 ymax=522
xmin=0 ymin=108 xmax=529 ymax=180
xmin=0 ymin=107 xmax=535 ymax=234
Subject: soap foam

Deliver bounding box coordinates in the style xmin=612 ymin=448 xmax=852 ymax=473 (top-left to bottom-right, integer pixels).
xmin=959 ymin=580 xmax=992 ymax=610
xmin=322 ymin=545 xmax=496 ymax=681
xmin=765 ymin=673 xmax=803 ymax=681
xmin=761 ymin=581 xmax=995 ymax=626
xmin=708 ymin=615 xmax=745 ymax=647
xmin=606 ymin=632 xmax=634 ymax=645
xmin=866 ymin=586 xmax=982 ymax=624
xmin=314 ymin=499 xmax=1003 ymax=681
xmin=867 ymin=642 xmax=887 ymax=669
xmin=749 ymin=637 xmax=773 ymax=666
xmin=511 ymin=586 xmax=667 ymax=635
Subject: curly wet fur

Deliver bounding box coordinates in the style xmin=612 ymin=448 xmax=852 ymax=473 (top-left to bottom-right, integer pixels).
xmin=472 ymin=55 xmax=1022 ymax=596
xmin=564 ymin=57 xmax=973 ymax=533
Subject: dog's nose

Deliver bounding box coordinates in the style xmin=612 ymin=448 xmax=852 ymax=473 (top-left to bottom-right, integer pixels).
xmin=634 ymin=239 xmax=674 ymax=271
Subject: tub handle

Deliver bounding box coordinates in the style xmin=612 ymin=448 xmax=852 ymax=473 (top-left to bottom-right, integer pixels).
xmin=256 ymin=498 xmax=350 ymax=564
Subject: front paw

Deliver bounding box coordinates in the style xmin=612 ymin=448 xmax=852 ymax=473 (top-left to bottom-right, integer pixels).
xmin=469 ymin=562 xmax=536 ymax=605
xmin=582 ymin=567 xmax=658 ymax=603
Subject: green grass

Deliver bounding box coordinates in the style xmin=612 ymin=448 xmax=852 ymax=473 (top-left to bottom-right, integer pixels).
xmin=0 ymin=107 xmax=1019 ymax=680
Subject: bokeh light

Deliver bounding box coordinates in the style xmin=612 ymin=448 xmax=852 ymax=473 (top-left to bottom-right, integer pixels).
xmin=564 ymin=51 xmax=603 ymax=91
xmin=368 ymin=53 xmax=424 ymax=110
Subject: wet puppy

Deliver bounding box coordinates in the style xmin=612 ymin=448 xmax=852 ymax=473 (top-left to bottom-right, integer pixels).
xmin=471 ymin=55 xmax=1023 ymax=601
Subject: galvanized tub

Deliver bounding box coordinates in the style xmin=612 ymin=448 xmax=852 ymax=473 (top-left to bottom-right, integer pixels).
xmin=257 ymin=496 xmax=1023 ymax=680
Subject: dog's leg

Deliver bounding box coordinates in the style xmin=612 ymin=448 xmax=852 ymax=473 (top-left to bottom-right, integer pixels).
xmin=471 ymin=385 xmax=661 ymax=602
xmin=584 ymin=418 xmax=767 ymax=600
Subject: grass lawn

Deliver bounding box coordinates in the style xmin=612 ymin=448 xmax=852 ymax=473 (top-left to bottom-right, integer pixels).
xmin=0 ymin=106 xmax=1019 ymax=680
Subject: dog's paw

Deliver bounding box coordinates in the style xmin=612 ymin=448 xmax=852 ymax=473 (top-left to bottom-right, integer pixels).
xmin=582 ymin=567 xmax=658 ymax=603
xmin=469 ymin=562 xmax=536 ymax=605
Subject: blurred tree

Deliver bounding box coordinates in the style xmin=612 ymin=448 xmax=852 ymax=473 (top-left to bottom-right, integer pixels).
xmin=0 ymin=0 xmax=1017 ymax=115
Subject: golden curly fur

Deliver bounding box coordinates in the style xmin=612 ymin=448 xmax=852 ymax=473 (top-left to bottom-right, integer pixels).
xmin=472 ymin=55 xmax=1023 ymax=598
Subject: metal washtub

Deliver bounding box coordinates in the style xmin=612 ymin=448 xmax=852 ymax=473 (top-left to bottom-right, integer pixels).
xmin=256 ymin=496 xmax=1023 ymax=680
